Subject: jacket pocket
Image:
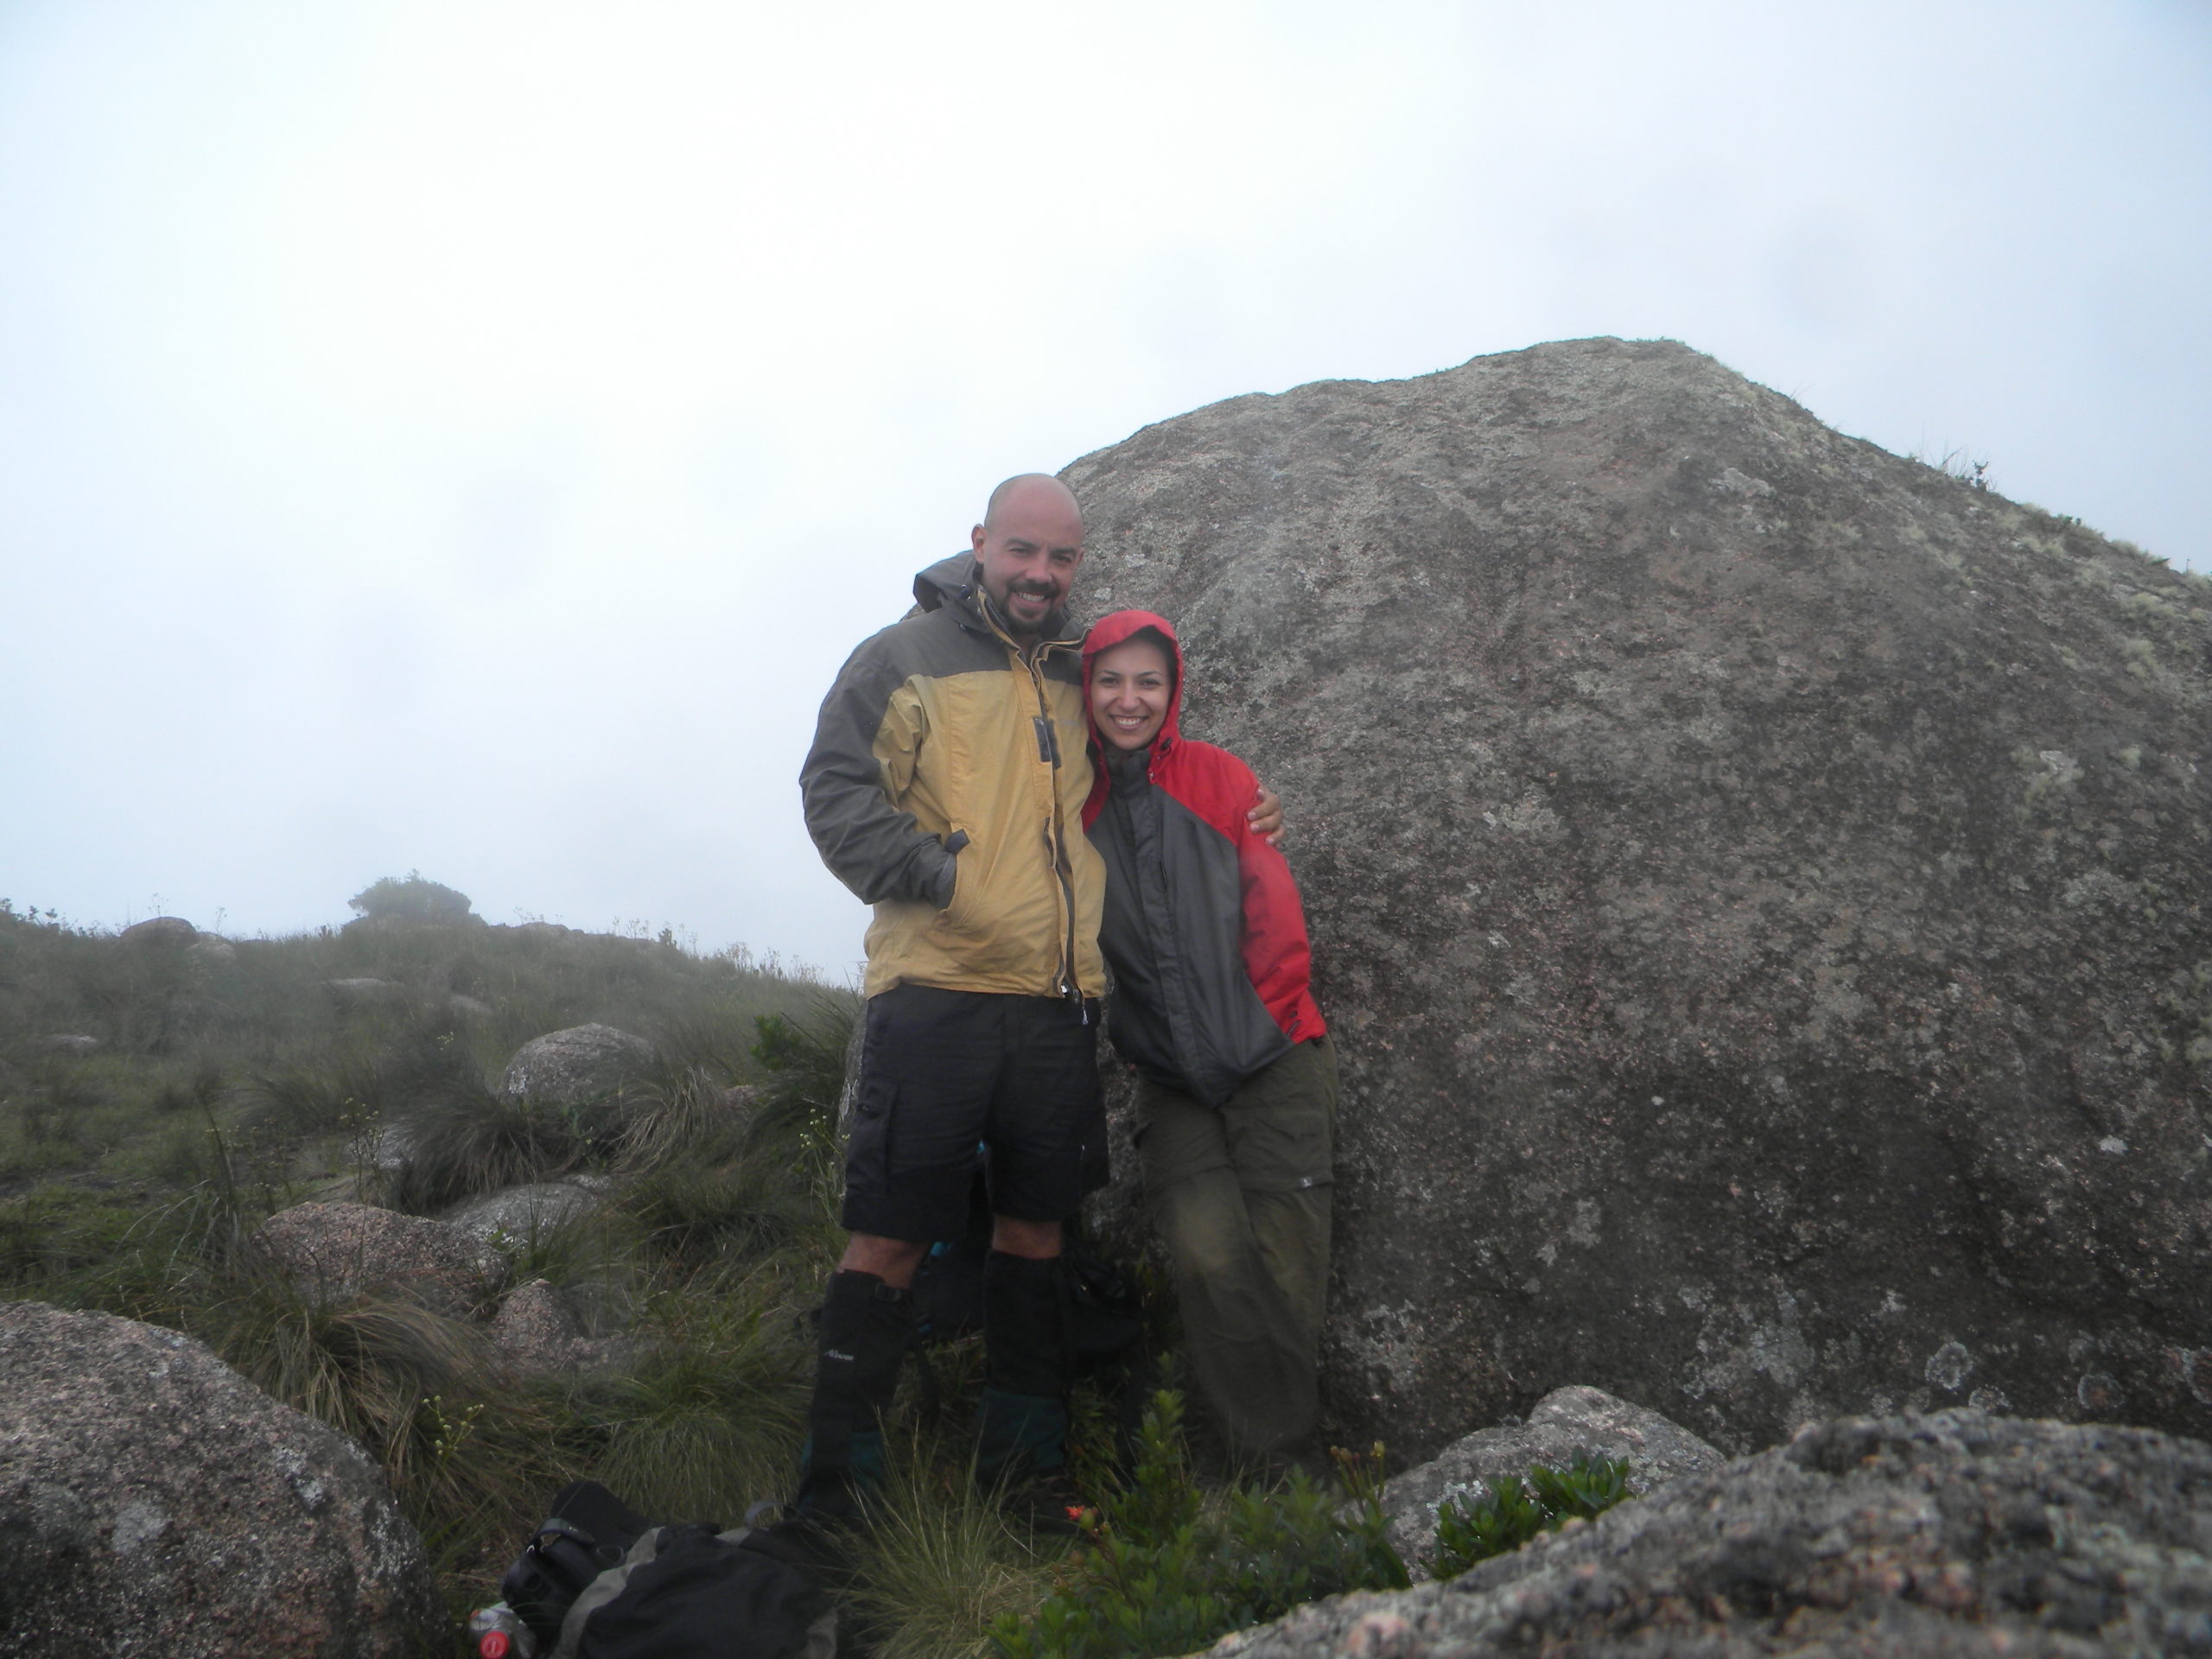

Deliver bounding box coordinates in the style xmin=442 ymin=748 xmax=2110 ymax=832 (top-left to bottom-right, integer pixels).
xmin=933 ymin=827 xmax=981 ymax=935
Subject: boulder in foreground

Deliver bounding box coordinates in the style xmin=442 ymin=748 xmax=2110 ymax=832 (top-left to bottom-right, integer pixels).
xmin=0 ymin=1301 xmax=442 ymax=1658
xmin=1217 ymin=1410 xmax=2212 ymax=1658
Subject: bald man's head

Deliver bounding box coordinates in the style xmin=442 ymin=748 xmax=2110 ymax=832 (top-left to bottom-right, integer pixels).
xmin=971 ymin=474 xmax=1085 ymax=641
xmin=982 ymin=473 xmax=1083 ymax=532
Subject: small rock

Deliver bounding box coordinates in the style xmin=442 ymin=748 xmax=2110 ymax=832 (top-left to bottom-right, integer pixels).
xmin=40 ymin=1034 xmax=101 ymax=1054
xmin=445 ymin=1182 xmax=602 ymax=1246
xmin=447 ymin=994 xmax=496 ymax=1020
xmin=324 ymin=977 xmax=405 ymax=1006
xmin=120 ymin=916 xmax=197 ymax=949
xmin=1377 ymin=1383 xmax=1724 ymax=1572
xmin=187 ymin=937 xmax=238 ymax=969
xmin=499 ymin=1024 xmax=660 ymax=1109
xmin=485 ymin=1280 xmax=627 ymax=1379
xmin=254 ymin=1201 xmax=505 ymax=1313
xmin=0 ymin=1301 xmax=443 ymax=1656
xmin=487 ymin=1279 xmax=582 ymax=1371
xmin=369 ymin=1123 xmax=414 ymax=1173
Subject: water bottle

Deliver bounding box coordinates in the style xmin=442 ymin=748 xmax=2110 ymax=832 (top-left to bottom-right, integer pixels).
xmin=467 ymin=1602 xmax=541 ymax=1659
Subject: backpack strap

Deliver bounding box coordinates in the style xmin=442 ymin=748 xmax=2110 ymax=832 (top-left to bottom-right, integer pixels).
xmin=551 ymin=1527 xmax=670 ymax=1659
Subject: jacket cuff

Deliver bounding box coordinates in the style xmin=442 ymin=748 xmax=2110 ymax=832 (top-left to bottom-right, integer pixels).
xmin=918 ymin=834 xmax=963 ymax=909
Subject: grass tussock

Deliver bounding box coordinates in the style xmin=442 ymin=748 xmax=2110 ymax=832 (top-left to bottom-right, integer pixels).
xmin=848 ymin=1449 xmax=1058 ymax=1659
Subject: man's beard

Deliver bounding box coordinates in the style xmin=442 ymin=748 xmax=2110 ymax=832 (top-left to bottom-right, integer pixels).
xmin=989 ymin=582 xmax=1062 ymax=638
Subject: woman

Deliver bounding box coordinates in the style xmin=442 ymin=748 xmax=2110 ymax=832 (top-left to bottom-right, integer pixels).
xmin=1081 ymin=609 xmax=1337 ymax=1467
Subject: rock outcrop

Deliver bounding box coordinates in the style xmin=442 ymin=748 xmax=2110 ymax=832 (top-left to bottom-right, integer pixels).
xmin=1213 ymin=1411 xmax=2212 ymax=1658
xmin=119 ymin=916 xmax=197 ymax=949
xmin=0 ymin=1301 xmax=442 ymax=1657
xmin=255 ymin=1200 xmax=505 ymax=1313
xmin=1379 ymin=1384 xmax=1723 ymax=1572
xmin=499 ymin=1023 xmax=660 ymax=1108
xmin=1064 ymin=337 xmax=2212 ymax=1457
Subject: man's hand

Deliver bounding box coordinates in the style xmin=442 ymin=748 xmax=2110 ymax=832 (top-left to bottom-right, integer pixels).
xmin=1249 ymin=783 xmax=1285 ymax=849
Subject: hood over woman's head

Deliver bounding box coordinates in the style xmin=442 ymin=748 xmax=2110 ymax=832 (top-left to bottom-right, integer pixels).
xmin=1083 ymin=609 xmax=1185 ymax=755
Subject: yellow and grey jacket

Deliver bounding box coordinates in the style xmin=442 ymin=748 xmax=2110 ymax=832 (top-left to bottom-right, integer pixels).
xmin=800 ymin=552 xmax=1106 ymax=1001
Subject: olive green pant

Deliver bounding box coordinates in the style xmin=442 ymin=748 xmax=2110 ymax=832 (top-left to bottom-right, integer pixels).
xmin=1137 ymin=1037 xmax=1337 ymax=1462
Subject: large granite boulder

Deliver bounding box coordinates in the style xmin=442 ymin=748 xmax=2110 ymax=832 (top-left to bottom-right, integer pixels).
xmin=1213 ymin=1411 xmax=2212 ymax=1658
xmin=499 ymin=1023 xmax=660 ymax=1109
xmin=1379 ymin=1384 xmax=1724 ymax=1573
xmin=1064 ymin=336 xmax=2212 ymax=1458
xmin=0 ymin=1301 xmax=442 ymax=1656
xmin=256 ymin=1199 xmax=506 ymax=1313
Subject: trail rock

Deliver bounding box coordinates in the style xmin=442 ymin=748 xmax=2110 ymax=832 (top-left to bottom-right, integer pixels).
xmin=255 ymin=1199 xmax=505 ymax=1312
xmin=499 ymin=1023 xmax=659 ymax=1109
xmin=1064 ymin=336 xmax=2212 ymax=1457
xmin=446 ymin=1181 xmax=603 ymax=1246
xmin=0 ymin=1300 xmax=442 ymax=1657
xmin=1380 ymin=1384 xmax=1724 ymax=1572
xmin=1214 ymin=1411 xmax=2212 ymax=1658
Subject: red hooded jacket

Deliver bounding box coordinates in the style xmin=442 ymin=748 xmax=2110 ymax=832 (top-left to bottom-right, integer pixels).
xmin=1081 ymin=610 xmax=1325 ymax=1105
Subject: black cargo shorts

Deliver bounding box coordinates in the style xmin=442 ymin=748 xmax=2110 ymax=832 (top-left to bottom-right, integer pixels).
xmin=839 ymin=984 xmax=1109 ymax=1243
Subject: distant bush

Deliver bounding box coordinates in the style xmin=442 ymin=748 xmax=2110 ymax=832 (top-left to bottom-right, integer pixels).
xmin=347 ymin=871 xmax=479 ymax=927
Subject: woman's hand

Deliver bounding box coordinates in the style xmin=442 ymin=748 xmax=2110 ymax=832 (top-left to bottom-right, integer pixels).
xmin=1249 ymin=784 xmax=1285 ymax=848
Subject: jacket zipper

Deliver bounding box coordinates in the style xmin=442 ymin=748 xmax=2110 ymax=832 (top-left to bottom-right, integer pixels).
xmin=978 ymin=584 xmax=1084 ymax=1007
xmin=1024 ymin=645 xmax=1083 ymax=1007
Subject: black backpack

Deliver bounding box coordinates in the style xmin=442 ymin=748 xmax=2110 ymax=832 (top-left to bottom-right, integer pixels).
xmin=499 ymin=1480 xmax=836 ymax=1659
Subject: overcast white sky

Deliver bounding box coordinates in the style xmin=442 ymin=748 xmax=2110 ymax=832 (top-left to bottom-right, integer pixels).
xmin=3 ymin=0 xmax=2207 ymax=976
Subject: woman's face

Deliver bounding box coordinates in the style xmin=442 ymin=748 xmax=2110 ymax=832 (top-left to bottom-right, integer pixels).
xmin=1089 ymin=636 xmax=1174 ymax=753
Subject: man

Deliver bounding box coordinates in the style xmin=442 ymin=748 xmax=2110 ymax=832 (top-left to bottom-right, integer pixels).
xmin=796 ymin=474 xmax=1277 ymax=1522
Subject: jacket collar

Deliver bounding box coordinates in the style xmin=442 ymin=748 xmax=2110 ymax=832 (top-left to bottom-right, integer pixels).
xmin=913 ymin=552 xmax=1081 ymax=652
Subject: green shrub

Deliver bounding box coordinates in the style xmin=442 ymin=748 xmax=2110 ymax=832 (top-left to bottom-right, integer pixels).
xmin=622 ymin=1156 xmax=813 ymax=1270
xmin=578 ymin=1287 xmax=807 ymax=1522
xmin=1427 ymin=1452 xmax=1630 ymax=1581
xmin=990 ymin=1392 xmax=1408 ymax=1659
xmin=746 ymin=993 xmax=857 ymax=1150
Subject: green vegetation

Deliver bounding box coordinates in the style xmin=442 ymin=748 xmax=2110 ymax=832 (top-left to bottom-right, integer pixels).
xmin=991 ymin=1393 xmax=1408 ymax=1659
xmin=1427 ymin=1453 xmax=1630 ymax=1581
xmin=0 ymin=890 xmax=848 ymax=1622
xmin=0 ymin=889 xmax=1637 ymax=1656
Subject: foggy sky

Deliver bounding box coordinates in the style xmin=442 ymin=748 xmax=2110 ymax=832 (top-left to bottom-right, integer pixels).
xmin=3 ymin=0 xmax=2207 ymax=976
